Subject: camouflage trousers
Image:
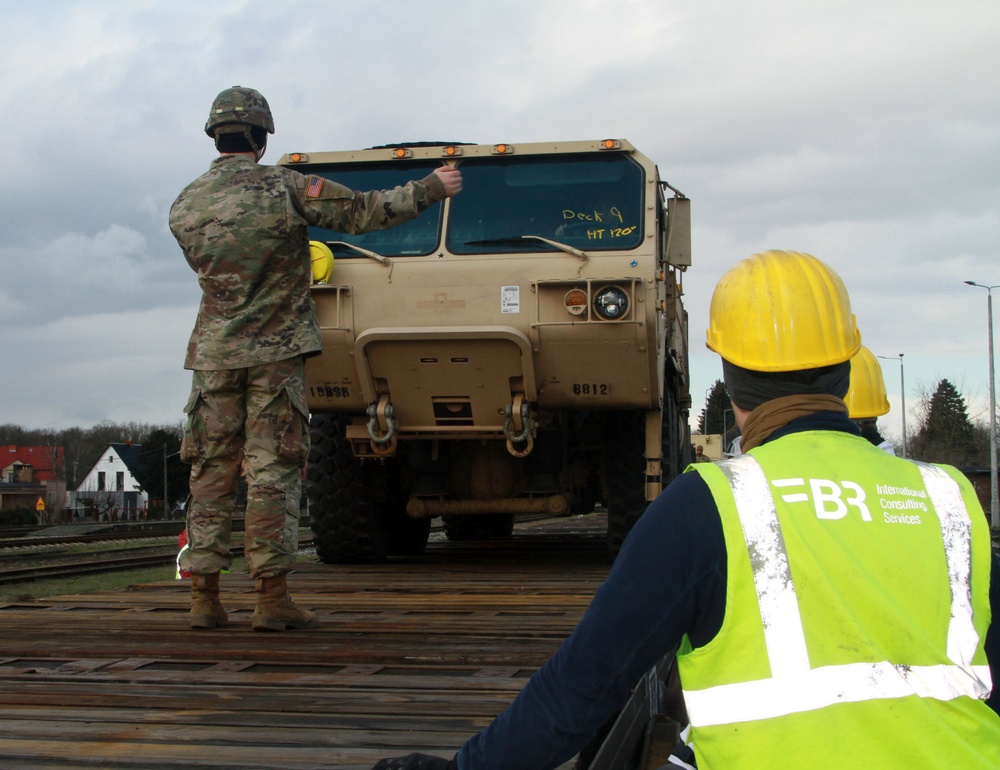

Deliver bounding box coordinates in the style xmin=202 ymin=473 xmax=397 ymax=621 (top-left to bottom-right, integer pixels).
xmin=179 ymin=357 xmax=309 ymax=580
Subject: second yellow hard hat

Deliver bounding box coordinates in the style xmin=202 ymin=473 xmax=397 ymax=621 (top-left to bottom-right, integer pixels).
xmin=309 ymin=241 xmax=335 ymax=284
xmin=845 ymin=345 xmax=891 ymax=418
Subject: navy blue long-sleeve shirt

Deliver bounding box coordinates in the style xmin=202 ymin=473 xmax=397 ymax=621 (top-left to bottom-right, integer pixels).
xmin=457 ymin=413 xmax=1000 ymax=769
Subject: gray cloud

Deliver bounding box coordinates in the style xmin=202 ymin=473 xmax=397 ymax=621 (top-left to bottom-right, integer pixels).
xmin=1 ymin=0 xmax=998 ymax=435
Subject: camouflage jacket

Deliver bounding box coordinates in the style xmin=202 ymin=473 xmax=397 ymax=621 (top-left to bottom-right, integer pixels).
xmin=169 ymin=154 xmax=446 ymax=370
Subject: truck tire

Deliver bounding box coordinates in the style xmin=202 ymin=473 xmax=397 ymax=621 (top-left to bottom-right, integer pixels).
xmin=306 ymin=414 xmax=397 ymax=563
xmin=566 ymin=412 xmax=601 ymax=516
xmin=308 ymin=414 xmax=431 ymax=562
xmin=661 ymin=378 xmax=692 ymax=482
xmin=571 ymin=484 xmax=599 ymax=517
xmin=604 ymin=411 xmax=648 ymax=559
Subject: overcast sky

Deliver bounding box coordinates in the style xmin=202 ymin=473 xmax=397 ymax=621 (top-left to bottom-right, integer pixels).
xmin=2 ymin=0 xmax=998 ymax=443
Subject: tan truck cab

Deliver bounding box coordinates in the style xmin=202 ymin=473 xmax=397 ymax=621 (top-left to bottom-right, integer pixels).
xmin=278 ymin=139 xmax=692 ymax=561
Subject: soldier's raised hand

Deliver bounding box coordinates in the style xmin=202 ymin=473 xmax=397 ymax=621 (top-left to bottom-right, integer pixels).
xmin=433 ymin=166 xmax=463 ymax=198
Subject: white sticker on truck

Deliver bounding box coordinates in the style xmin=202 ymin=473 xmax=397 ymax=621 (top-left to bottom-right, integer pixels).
xmin=501 ymin=285 xmax=520 ymax=314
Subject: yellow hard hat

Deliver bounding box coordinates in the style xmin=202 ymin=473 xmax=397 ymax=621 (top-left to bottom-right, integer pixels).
xmin=309 ymin=241 xmax=334 ymax=284
xmin=706 ymin=250 xmax=861 ymax=372
xmin=845 ymin=345 xmax=890 ymax=418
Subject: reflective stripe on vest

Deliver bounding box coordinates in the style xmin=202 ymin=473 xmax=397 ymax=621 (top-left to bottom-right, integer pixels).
xmin=683 ymin=455 xmax=992 ymax=727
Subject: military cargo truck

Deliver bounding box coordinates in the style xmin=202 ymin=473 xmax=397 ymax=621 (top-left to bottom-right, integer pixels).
xmin=277 ymin=139 xmax=692 ymax=561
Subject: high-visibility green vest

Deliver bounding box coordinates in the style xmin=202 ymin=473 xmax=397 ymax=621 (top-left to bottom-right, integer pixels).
xmin=680 ymin=430 xmax=999 ymax=769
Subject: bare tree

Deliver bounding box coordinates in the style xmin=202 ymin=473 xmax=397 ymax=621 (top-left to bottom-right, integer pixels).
xmin=72 ymin=479 xmax=123 ymax=522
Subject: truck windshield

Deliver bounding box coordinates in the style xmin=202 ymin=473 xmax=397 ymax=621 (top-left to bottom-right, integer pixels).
xmin=304 ymin=161 xmax=444 ymax=257
xmin=446 ymin=153 xmax=645 ymax=255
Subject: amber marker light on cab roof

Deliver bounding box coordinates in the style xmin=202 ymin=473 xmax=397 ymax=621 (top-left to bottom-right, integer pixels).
xmin=600 ymin=139 xmax=621 ymax=150
xmin=391 ymin=147 xmax=413 ymax=159
xmin=442 ymin=145 xmax=463 ymax=157
xmin=493 ymin=143 xmax=514 ymax=155
xmin=288 ymin=153 xmax=308 ymax=163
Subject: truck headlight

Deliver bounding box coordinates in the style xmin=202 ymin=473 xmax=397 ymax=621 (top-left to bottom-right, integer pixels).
xmin=593 ymin=286 xmax=629 ymax=320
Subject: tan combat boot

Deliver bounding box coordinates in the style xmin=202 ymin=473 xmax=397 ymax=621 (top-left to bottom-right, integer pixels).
xmin=252 ymin=575 xmax=318 ymax=632
xmin=190 ymin=573 xmax=228 ymax=629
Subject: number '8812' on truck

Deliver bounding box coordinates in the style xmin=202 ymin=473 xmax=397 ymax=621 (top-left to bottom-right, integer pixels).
xmin=278 ymin=139 xmax=692 ymax=562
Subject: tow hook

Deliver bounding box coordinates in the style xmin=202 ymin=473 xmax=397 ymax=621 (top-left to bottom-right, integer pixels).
xmin=367 ymin=398 xmax=398 ymax=455
xmin=503 ymin=396 xmax=535 ymax=458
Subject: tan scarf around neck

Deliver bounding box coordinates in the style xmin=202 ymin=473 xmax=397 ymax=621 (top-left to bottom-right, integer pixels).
xmin=739 ymin=394 xmax=848 ymax=453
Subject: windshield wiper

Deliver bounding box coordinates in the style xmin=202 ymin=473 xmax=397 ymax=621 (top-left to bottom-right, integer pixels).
xmin=326 ymin=240 xmax=394 ymax=282
xmin=463 ymin=236 xmax=589 ymax=262
xmin=326 ymin=240 xmax=392 ymax=266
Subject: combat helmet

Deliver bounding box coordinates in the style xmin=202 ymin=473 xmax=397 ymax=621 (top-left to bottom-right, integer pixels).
xmin=205 ymin=86 xmax=275 ymax=137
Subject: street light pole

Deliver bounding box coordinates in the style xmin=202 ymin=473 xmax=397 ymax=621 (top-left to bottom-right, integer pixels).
xmin=877 ymin=354 xmax=907 ymax=458
xmin=899 ymin=354 xmax=906 ymax=460
xmin=964 ymin=280 xmax=999 ymax=529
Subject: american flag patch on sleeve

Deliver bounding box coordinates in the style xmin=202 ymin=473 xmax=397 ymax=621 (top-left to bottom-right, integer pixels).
xmin=306 ymin=175 xmax=324 ymax=198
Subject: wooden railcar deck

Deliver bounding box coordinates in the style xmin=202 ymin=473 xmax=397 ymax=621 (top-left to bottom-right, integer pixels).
xmin=0 ymin=514 xmax=612 ymax=769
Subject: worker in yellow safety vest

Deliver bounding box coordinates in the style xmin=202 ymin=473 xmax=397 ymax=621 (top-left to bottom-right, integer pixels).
xmin=372 ymin=250 xmax=1000 ymax=770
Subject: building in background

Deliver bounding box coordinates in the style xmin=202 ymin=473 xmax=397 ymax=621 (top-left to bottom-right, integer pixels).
xmin=68 ymin=443 xmax=150 ymax=522
xmin=0 ymin=445 xmax=66 ymax=523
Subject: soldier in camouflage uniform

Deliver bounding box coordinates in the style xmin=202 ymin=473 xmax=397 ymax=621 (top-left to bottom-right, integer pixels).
xmin=169 ymin=86 xmax=462 ymax=631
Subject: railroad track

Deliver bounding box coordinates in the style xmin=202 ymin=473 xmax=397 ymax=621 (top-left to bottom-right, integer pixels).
xmin=0 ymin=514 xmax=552 ymax=586
xmin=0 ymin=531 xmax=181 ymax=550
xmin=0 ymin=549 xmax=186 ymax=585
xmin=0 ymin=534 xmax=308 ymax=586
xmin=0 ymin=518 xmax=264 ymax=550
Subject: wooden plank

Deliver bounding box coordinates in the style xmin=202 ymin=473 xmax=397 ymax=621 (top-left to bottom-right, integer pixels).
xmin=0 ymin=514 xmax=609 ymax=769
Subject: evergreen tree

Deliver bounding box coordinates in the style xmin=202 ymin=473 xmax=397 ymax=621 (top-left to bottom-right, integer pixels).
xmin=134 ymin=428 xmax=188 ymax=519
xmin=910 ymin=379 xmax=977 ymax=467
xmin=698 ymin=380 xmax=731 ymax=435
